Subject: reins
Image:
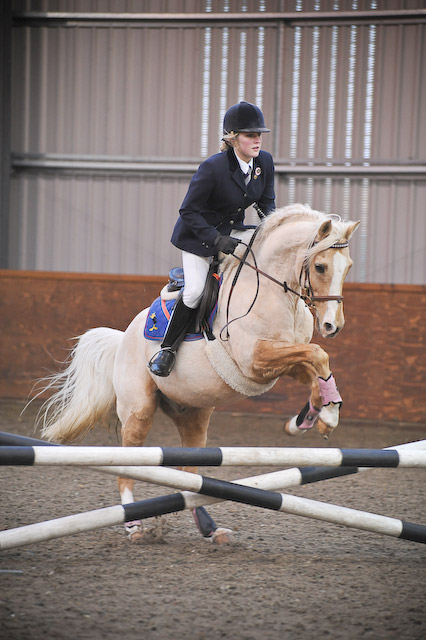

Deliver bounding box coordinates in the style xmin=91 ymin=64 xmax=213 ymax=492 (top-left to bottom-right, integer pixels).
xmin=220 ymin=230 xmax=349 ymax=338
xmin=221 ymin=227 xmax=261 ymax=340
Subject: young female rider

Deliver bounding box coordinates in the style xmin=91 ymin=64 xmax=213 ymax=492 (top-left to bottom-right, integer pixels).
xmin=148 ymin=101 xmax=276 ymax=377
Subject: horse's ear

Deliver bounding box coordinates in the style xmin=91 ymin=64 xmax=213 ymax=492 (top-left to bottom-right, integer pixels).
xmin=345 ymin=220 xmax=361 ymax=240
xmin=315 ymin=220 xmax=332 ymax=242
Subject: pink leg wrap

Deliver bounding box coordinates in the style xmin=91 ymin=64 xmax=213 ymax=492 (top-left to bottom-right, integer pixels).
xmin=298 ymin=401 xmax=320 ymax=430
xmin=318 ymin=375 xmax=342 ymax=406
xmin=125 ymin=520 xmax=142 ymax=529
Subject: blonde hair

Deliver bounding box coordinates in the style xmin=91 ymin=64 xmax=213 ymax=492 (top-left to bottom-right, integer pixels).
xmin=220 ymin=131 xmax=239 ymax=152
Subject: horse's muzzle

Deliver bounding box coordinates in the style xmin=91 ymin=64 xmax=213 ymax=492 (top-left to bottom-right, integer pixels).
xmin=318 ymin=319 xmax=343 ymax=338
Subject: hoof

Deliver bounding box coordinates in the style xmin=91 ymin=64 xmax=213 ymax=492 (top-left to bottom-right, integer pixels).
xmin=210 ymin=527 xmax=234 ymax=545
xmin=316 ymin=418 xmax=334 ymax=439
xmin=129 ymin=529 xmax=146 ymax=543
xmin=125 ymin=516 xmax=170 ymax=544
xmin=125 ymin=521 xmax=145 ymax=543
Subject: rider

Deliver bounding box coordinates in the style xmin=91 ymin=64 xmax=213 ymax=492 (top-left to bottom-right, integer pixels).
xmin=148 ymin=101 xmax=276 ymax=377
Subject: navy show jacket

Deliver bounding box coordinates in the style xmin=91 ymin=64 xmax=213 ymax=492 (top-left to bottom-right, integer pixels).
xmin=170 ymin=147 xmax=275 ymax=257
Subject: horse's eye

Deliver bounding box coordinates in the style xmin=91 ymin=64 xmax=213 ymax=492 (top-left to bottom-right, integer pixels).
xmin=315 ymin=264 xmax=326 ymax=274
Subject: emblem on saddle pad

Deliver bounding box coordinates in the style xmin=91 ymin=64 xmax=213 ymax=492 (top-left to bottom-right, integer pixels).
xmin=148 ymin=312 xmax=158 ymax=333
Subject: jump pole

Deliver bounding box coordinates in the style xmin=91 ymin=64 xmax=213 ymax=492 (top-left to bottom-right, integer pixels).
xmin=94 ymin=437 xmax=426 ymax=504
xmin=1 ymin=466 xmax=426 ymax=550
xmin=1 ymin=432 xmax=426 ymax=492
xmin=2 ymin=444 xmax=426 ymax=468
xmin=1 ymin=433 xmax=426 ymax=550
xmin=1 ymin=433 xmax=426 ymax=513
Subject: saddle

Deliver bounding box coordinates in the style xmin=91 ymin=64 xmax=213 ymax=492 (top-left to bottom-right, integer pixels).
xmin=144 ymin=261 xmax=220 ymax=342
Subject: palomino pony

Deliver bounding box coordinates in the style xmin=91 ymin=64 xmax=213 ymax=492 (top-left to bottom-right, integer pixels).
xmin=38 ymin=203 xmax=359 ymax=543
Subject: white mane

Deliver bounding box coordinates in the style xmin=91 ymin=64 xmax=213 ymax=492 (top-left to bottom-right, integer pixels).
xmin=253 ymin=203 xmax=353 ymax=279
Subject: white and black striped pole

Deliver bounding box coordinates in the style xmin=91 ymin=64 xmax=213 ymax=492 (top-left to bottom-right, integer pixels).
xmin=1 ymin=433 xmax=426 ymax=549
xmin=1 ymin=468 xmax=425 ymax=550
xmin=1 ymin=444 xmax=426 ymax=468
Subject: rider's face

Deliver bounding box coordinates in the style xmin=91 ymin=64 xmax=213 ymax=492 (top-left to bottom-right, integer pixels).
xmin=235 ymin=132 xmax=262 ymax=163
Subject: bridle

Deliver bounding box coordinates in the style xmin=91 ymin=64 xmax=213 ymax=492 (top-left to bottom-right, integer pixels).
xmin=298 ymin=240 xmax=349 ymax=307
xmin=221 ymin=226 xmax=348 ymax=339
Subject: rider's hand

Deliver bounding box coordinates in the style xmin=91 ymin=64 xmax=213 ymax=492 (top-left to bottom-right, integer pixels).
xmin=214 ymin=234 xmax=240 ymax=255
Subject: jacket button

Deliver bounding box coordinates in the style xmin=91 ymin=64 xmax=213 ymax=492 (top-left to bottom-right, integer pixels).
xmin=229 ymin=220 xmax=234 ymax=225
xmin=244 ymin=193 xmax=247 ymax=198
xmin=237 ymin=208 xmax=242 ymax=212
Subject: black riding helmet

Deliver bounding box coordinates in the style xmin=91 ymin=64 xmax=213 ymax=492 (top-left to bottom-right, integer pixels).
xmin=223 ymin=101 xmax=271 ymax=134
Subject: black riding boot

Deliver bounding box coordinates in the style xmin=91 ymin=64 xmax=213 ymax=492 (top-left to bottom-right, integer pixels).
xmin=148 ymin=296 xmax=195 ymax=377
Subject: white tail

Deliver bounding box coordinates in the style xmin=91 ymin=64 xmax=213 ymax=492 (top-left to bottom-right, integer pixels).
xmin=38 ymin=327 xmax=123 ymax=443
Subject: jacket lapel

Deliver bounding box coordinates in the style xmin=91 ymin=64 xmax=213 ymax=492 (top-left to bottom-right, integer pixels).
xmin=227 ymin=147 xmax=247 ymax=191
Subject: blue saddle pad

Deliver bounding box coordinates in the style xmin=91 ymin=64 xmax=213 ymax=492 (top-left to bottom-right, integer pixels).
xmin=144 ymin=297 xmax=204 ymax=342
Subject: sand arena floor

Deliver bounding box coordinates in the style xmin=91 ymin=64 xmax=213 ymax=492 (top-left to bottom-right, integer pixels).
xmin=1 ymin=398 xmax=425 ymax=640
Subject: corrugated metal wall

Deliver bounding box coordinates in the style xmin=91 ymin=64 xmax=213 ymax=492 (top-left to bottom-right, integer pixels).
xmin=8 ymin=1 xmax=426 ymax=282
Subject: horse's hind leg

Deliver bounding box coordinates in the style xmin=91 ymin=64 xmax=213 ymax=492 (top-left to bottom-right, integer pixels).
xmin=161 ymin=401 xmax=234 ymax=545
xmin=117 ymin=394 xmax=159 ymax=543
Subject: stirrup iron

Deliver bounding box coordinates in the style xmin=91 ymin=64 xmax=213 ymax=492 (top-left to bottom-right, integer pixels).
xmin=148 ymin=347 xmax=177 ymax=377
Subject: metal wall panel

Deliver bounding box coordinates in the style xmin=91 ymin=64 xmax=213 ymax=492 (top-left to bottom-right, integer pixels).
xmin=12 ymin=25 xmax=209 ymax=158
xmin=9 ymin=173 xmax=186 ymax=274
xmin=10 ymin=173 xmax=425 ymax=283
xmin=8 ymin=2 xmax=426 ymax=283
xmin=372 ymin=23 xmax=425 ymax=162
xmin=275 ymin=175 xmax=426 ymax=284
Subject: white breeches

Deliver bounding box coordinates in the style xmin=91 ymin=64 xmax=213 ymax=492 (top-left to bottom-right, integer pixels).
xmin=181 ymin=251 xmax=212 ymax=309
xmin=181 ymin=230 xmax=242 ymax=308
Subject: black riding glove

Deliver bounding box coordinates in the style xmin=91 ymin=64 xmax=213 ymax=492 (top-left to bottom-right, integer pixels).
xmin=214 ymin=234 xmax=240 ymax=255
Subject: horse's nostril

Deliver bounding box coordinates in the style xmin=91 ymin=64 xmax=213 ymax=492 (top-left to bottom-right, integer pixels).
xmin=323 ymin=323 xmax=340 ymax=338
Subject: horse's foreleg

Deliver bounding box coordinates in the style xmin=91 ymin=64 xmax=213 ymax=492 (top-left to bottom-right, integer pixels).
xmin=172 ymin=407 xmax=234 ymax=545
xmin=283 ymin=363 xmax=323 ymax=436
xmin=252 ymin=340 xmax=342 ymax=438
xmin=316 ymin=374 xmax=343 ymax=438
